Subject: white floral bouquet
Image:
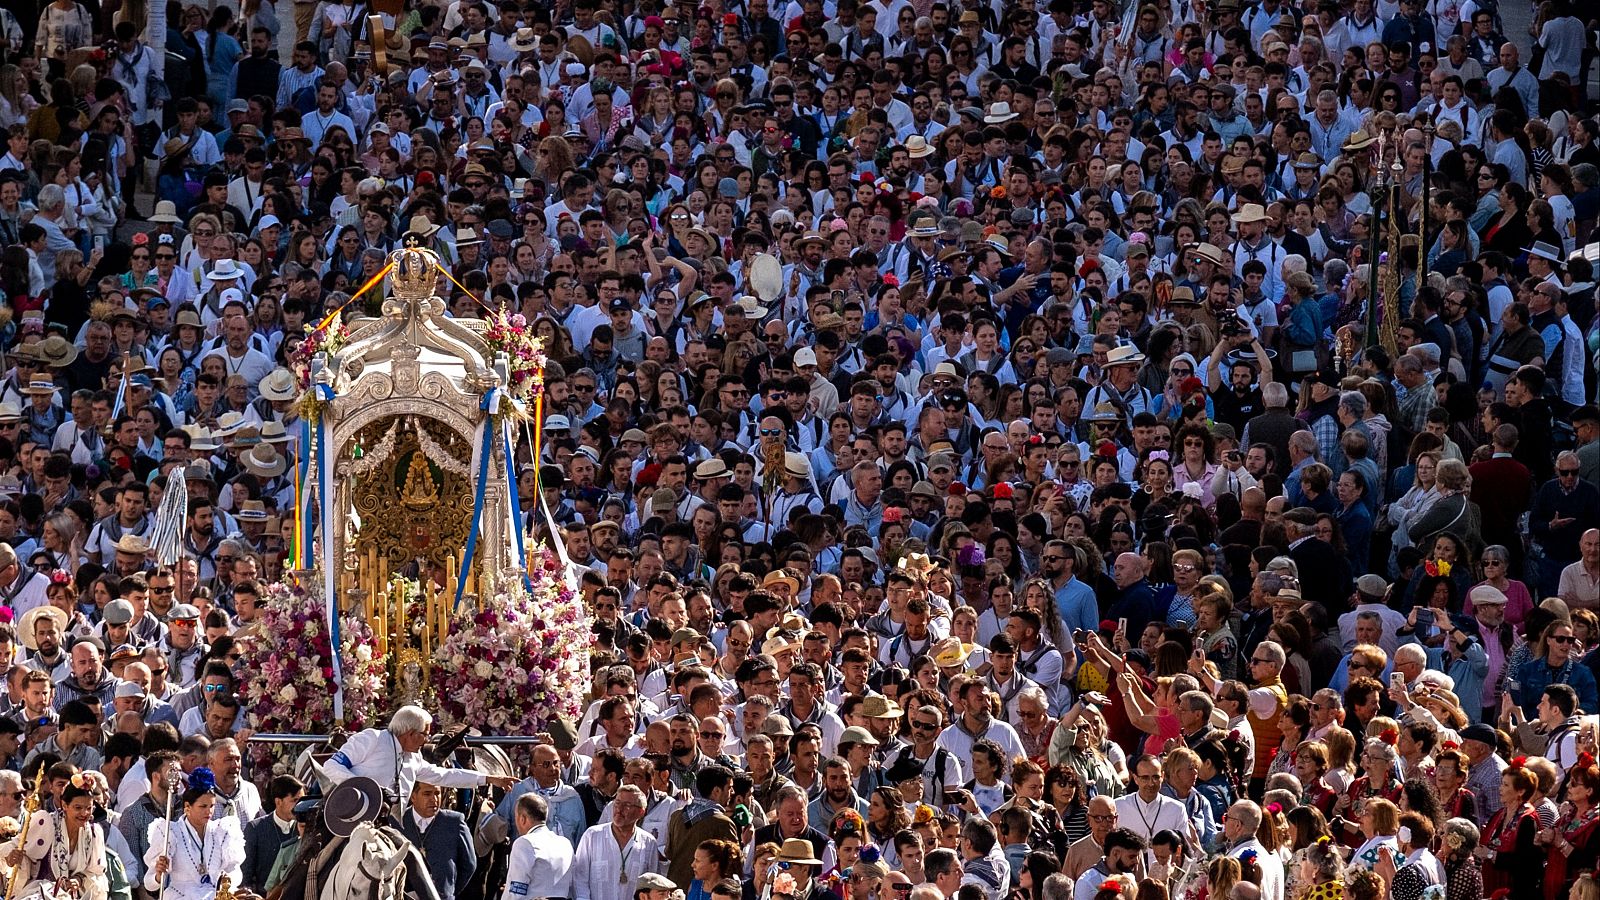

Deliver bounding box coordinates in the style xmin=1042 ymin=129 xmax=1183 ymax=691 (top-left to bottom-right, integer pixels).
xmin=239 ymin=580 xmax=387 ymax=771
xmin=432 ymin=547 xmax=589 ymax=735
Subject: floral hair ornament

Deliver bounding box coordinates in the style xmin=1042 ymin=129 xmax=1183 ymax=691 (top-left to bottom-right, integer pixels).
xmin=48 ymin=570 xmax=71 ymax=586
xmin=1509 ymin=756 xmax=1528 ymax=770
xmin=1265 ymin=802 xmax=1283 ymax=815
xmin=1423 ymin=559 xmax=1453 ymax=578
xmin=188 ymin=767 xmax=218 ymax=793
xmin=882 ymin=274 xmax=899 ymax=287
xmin=833 ymin=809 xmax=865 ymax=834
xmin=1580 ymin=752 xmax=1597 ymax=769
xmin=1148 ymin=450 xmax=1170 ymax=462
xmin=1444 ymin=831 xmax=1465 ymax=850
xmin=912 ymin=804 xmax=937 ymax=824
xmin=68 ymin=772 xmax=89 ymax=790
xmin=1096 ymin=441 xmax=1119 ymax=458
xmin=859 ymin=846 xmax=882 ymax=865
xmin=1379 ymin=727 xmax=1399 ymax=746
xmin=1440 ymin=740 xmax=1460 ymax=751
xmin=1239 ymin=849 xmax=1258 ymax=865
xmin=1397 ymin=825 xmax=1413 ymax=844
xmin=1315 ymin=836 xmax=1332 ymax=846
xmin=1098 ymin=882 xmax=1122 ymax=894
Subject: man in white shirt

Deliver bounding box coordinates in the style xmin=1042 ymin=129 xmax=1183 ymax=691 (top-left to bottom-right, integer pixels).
xmin=324 ymin=705 xmax=515 ymax=801
xmin=302 ymin=80 xmax=357 ymax=147
xmin=504 ymin=793 xmax=575 ymax=900
xmin=571 ymin=786 xmax=663 ymax=900
xmin=1113 ymin=756 xmax=1196 ymax=848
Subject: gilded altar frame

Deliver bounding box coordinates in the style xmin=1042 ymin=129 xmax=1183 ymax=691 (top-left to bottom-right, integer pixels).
xmin=313 ymin=254 xmax=516 ymax=612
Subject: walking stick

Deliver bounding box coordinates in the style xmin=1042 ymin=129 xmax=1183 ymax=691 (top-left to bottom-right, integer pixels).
xmin=3 ymin=769 xmax=43 ymax=900
xmin=156 ymin=767 xmax=184 ymax=900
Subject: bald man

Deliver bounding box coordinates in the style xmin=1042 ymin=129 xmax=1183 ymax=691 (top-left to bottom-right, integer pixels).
xmin=1107 ymin=553 xmax=1159 ymax=640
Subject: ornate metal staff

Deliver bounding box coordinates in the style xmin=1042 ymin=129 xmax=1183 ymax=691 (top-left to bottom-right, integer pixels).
xmin=156 ymin=766 xmax=183 ymax=900
xmin=3 ymin=769 xmax=43 ymax=900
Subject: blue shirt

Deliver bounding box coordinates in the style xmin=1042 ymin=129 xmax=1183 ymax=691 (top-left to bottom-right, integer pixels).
xmin=1054 ymin=576 xmax=1099 ymax=634
xmin=1513 ymin=656 xmax=1599 ymax=719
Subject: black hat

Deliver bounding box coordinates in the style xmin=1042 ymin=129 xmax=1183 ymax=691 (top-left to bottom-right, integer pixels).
xmin=323 ymin=776 xmax=385 ymax=837
xmin=886 ymin=754 xmax=926 ymax=783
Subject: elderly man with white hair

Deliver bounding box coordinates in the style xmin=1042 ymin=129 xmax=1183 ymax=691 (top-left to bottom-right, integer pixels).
xmin=324 ymin=704 xmax=516 ymax=802
xmin=1223 ymin=800 xmax=1283 ymax=900
xmin=29 ymin=184 xmax=78 ymax=289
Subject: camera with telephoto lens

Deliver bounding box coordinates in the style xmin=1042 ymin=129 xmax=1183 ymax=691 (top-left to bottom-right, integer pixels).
xmin=1220 ymin=317 xmax=1247 ymax=338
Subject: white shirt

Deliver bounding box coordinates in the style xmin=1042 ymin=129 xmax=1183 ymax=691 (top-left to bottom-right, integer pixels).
xmin=323 ymin=726 xmax=488 ymax=800
xmin=936 ymin=717 xmax=1025 ymax=762
xmin=1114 ymin=792 xmax=1193 ymax=844
xmin=571 ymin=824 xmax=662 ymax=900
xmin=504 ymin=824 xmax=574 ymax=900
xmin=1234 ymin=838 xmax=1284 ymax=900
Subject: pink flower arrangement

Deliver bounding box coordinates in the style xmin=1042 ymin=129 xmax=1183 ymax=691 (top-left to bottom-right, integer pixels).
xmin=432 ymin=546 xmax=589 ymax=736
xmin=238 ymin=580 xmax=387 ymax=773
xmin=481 ymin=308 xmax=548 ymax=401
xmin=287 ymin=322 xmax=350 ymax=391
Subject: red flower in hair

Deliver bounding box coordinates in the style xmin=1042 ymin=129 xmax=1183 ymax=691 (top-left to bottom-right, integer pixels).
xmin=1379 ymin=727 xmax=1399 ymax=746
xmin=882 ymin=274 xmax=899 ymax=287
xmin=1580 ymin=752 xmax=1597 ymax=769
xmin=1509 ymin=756 xmax=1528 ymax=770
xmin=1096 ymin=441 xmax=1118 ymax=458
xmin=1265 ymin=802 xmax=1283 ymax=814
xmin=1440 ymin=740 xmax=1460 ymax=750
xmin=1099 ymin=882 xmax=1122 ymax=893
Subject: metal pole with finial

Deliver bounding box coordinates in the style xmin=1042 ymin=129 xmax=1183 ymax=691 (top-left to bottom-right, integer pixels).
xmin=1365 ymin=130 xmax=1389 ymax=352
xmin=1418 ymin=121 xmax=1436 ymax=295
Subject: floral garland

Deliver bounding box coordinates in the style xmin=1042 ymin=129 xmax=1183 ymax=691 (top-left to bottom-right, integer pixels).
xmin=238 ymin=580 xmax=387 ymax=773
xmin=480 ymin=309 xmax=547 ymax=402
xmin=431 ymin=546 xmax=588 ymax=735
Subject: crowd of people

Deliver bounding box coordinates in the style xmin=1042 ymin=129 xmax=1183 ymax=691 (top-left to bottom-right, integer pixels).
xmin=1 ymin=0 xmax=1600 ymax=898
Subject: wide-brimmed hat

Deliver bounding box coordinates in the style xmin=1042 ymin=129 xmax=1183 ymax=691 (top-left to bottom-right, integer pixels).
xmin=259 ymin=421 xmax=290 ymax=444
xmin=784 ymin=451 xmax=811 ymax=479
xmin=205 ymin=259 xmax=244 ymax=283
xmin=1168 ymin=286 xmax=1200 ymax=306
xmin=508 ymin=27 xmax=539 ymax=52
xmin=694 ymin=458 xmax=730 ymax=480
xmin=983 ymin=101 xmax=1019 ymax=124
xmin=236 ymin=500 xmax=269 ymax=521
xmin=1189 ymin=242 xmax=1226 ymax=266
xmin=1231 ymin=203 xmax=1270 ymax=225
xmin=173 ymin=310 xmax=204 ymax=331
xmin=761 ymin=569 xmax=800 ymax=596
xmin=324 ymin=776 xmax=385 ymax=837
xmin=35 ymin=336 xmax=79 ymax=368
xmin=187 ymin=427 xmax=221 ymax=453
xmin=113 ymin=534 xmax=151 ymax=555
xmin=1524 ymin=241 xmax=1564 ymax=265
xmin=1103 ymin=343 xmax=1146 ymax=367
xmin=259 ymin=368 xmax=299 ymax=402
xmin=775 ymin=838 xmax=823 ymax=866
xmin=905 ymin=134 xmax=935 ymax=159
xmin=1342 ymin=129 xmax=1375 ymax=151
xmin=0 ymin=402 xmax=22 ymax=423
xmin=242 ymin=443 xmax=287 ymax=477
xmin=215 ymin=411 xmax=246 ymax=436
xmin=20 ymin=379 xmax=59 ymax=396
xmin=932 ymin=638 xmax=977 ymax=669
xmin=149 ymin=200 xmax=183 ymax=224
xmin=18 ymin=606 xmax=68 ymax=650
xmin=1085 ymin=401 xmax=1124 ymax=423
xmin=859 ymin=695 xmax=903 ymax=719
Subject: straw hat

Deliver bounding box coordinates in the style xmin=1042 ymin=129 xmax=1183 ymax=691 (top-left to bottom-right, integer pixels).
xmin=259 ymin=368 xmax=299 ymax=402
xmin=242 ymin=443 xmax=287 ymax=477
xmin=1103 ymin=343 xmax=1147 ymax=367
xmin=34 ymin=336 xmax=78 ymax=368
